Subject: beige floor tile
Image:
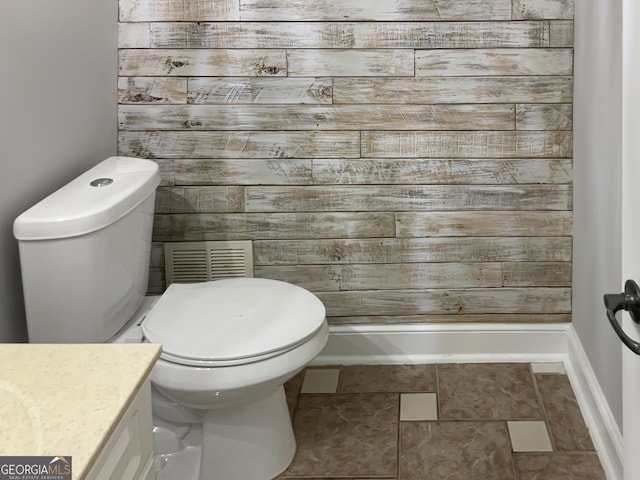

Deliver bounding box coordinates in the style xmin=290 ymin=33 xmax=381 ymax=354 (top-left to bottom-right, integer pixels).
xmin=339 ymin=364 xmax=437 ymax=393
xmin=531 ymin=362 xmax=566 ymax=374
xmin=400 ymin=393 xmax=438 ymax=421
xmin=300 ymin=368 xmax=340 ymax=393
xmin=514 ymin=453 xmax=606 ymax=480
xmin=507 ymin=420 xmax=553 ymax=452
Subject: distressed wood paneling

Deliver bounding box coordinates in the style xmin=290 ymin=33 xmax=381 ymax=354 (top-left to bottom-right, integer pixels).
xmin=317 ymin=287 xmax=571 ymax=316
xmin=512 ymin=0 xmax=574 ymax=20
xmin=118 ymin=0 xmax=574 ymax=325
xmin=155 ymin=186 xmax=244 ymax=213
xmin=256 ymin=263 xmax=503 ymax=291
xmin=173 ymin=159 xmax=313 ymax=185
xmin=118 ymin=77 xmax=187 ymax=104
xmin=516 ymin=104 xmax=572 ymax=130
xmin=333 ymin=76 xmax=573 ymax=104
xmin=255 ymin=265 xmax=342 ymax=291
xmin=502 ymin=261 xmax=572 ymax=286
xmin=549 ymin=20 xmax=573 ymax=47
xmin=119 ymin=21 xmax=551 ymax=49
xmin=396 ymin=211 xmax=572 ymax=237
xmin=188 ymin=77 xmax=333 ymax=105
xmin=119 ymin=0 xmax=240 ymax=21
xmin=118 ymin=131 xmax=361 ymax=159
xmin=152 ymin=159 xmax=174 ymax=186
xmin=245 ymin=185 xmax=571 ymax=212
xmin=313 ymin=158 xmax=572 ymax=184
xmin=119 ymin=49 xmax=287 ymax=77
xmin=153 ymin=212 xmax=397 ymax=241
xmin=361 ymin=131 xmax=573 ymax=158
xmin=327 ymin=314 xmax=571 ymax=324
xmin=287 ymin=50 xmax=415 ymax=77
xmin=118 ymin=104 xmax=515 ymax=131
xmin=416 ymin=48 xmax=573 ymax=76
xmin=238 ymin=0 xmax=512 ymax=21
xmin=253 ymin=237 xmax=573 ymax=265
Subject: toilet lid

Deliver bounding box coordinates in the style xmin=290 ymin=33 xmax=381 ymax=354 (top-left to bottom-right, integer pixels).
xmin=141 ymin=278 xmax=326 ymax=367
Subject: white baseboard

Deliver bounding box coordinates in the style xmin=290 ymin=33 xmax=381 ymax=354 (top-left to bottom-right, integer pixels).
xmin=312 ymin=322 xmax=623 ymax=480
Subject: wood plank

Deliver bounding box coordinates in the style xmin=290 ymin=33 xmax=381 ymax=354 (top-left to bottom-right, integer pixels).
xmin=361 ymin=131 xmax=573 ymax=158
xmin=502 ymin=262 xmax=572 ymax=286
xmin=327 ymin=313 xmax=571 ymax=324
xmin=396 ymin=211 xmax=572 ymax=237
xmin=313 ymin=158 xmax=572 ymax=184
xmin=238 ymin=0 xmax=512 ymax=21
xmin=152 ymin=212 xmax=396 ymax=240
xmin=119 ymin=0 xmax=239 ymax=21
xmin=316 ymin=287 xmax=571 ymax=316
xmin=342 ymin=263 xmax=503 ymax=289
xmin=147 ymin=268 xmax=165 ymax=294
xmin=118 ymin=104 xmax=515 ymax=131
xmin=333 ymin=76 xmax=573 ymax=104
xmin=549 ymin=20 xmax=573 ymax=47
xmin=255 ymin=265 xmax=342 ymax=291
xmin=516 ymin=104 xmax=572 ymax=130
xmin=416 ymin=48 xmax=573 ymax=76
xmin=125 ymin=21 xmax=551 ymax=49
xmin=118 ymin=131 xmax=360 ymax=159
xmin=155 ymin=186 xmax=244 ymax=213
xmin=253 ymin=237 xmax=573 ymax=264
xmin=173 ymin=159 xmax=313 ymax=185
xmin=118 ymin=77 xmax=187 ymax=104
xmin=152 ymin=159 xmax=174 ymax=186
xmin=255 ymin=263 xmax=503 ymax=291
xmin=512 ymin=0 xmax=574 ymax=20
xmin=245 ymin=185 xmax=572 ymax=212
xmin=150 ymin=242 xmax=164 ymax=268
xmin=188 ymin=77 xmax=333 ymax=105
xmin=118 ymin=22 xmax=149 ymax=48
xmin=287 ymin=49 xmax=414 ymax=77
xmin=119 ymin=49 xmax=287 ymax=77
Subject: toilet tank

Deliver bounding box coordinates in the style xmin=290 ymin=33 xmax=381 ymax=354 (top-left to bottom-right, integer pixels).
xmin=13 ymin=156 xmax=161 ymax=343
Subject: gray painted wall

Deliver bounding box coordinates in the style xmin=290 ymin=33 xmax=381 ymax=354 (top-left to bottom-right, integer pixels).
xmin=573 ymin=0 xmax=623 ymax=427
xmin=0 ymin=1 xmax=118 ymax=341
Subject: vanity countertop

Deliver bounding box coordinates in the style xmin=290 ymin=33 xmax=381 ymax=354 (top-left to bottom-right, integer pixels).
xmin=0 ymin=343 xmax=161 ymax=479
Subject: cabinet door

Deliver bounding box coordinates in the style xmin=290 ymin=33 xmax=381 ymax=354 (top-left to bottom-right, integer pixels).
xmin=86 ymin=380 xmax=155 ymax=480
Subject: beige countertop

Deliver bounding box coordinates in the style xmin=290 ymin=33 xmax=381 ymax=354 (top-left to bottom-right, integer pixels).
xmin=0 ymin=343 xmax=161 ymax=479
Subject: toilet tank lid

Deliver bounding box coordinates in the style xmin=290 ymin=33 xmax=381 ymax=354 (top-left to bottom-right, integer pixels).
xmin=13 ymin=156 xmax=160 ymax=240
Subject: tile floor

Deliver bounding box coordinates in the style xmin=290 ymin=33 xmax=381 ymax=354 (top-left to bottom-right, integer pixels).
xmin=277 ymin=362 xmax=606 ymax=480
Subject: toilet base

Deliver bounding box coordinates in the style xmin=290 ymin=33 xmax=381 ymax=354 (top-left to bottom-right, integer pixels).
xmin=199 ymin=385 xmax=296 ymax=480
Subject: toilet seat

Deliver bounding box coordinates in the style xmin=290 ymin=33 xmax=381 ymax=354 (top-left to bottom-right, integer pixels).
xmin=141 ymin=278 xmax=326 ymax=368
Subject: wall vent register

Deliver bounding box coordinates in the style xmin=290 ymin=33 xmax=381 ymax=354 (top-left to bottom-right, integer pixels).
xmin=164 ymin=240 xmax=253 ymax=285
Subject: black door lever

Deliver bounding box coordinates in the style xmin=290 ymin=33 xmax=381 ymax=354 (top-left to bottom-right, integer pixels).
xmin=604 ymin=280 xmax=640 ymax=355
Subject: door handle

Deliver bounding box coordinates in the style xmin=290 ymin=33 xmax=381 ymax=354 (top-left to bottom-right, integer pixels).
xmin=604 ymin=280 xmax=640 ymax=355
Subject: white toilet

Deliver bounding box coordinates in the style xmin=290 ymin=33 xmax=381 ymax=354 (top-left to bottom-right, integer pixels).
xmin=13 ymin=156 xmax=329 ymax=480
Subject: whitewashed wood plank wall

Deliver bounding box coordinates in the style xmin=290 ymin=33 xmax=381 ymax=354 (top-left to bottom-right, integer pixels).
xmin=118 ymin=0 xmax=574 ymax=324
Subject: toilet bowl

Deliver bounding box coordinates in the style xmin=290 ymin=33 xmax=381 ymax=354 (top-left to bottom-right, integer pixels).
xmin=13 ymin=156 xmax=329 ymax=480
xmin=114 ymin=278 xmax=328 ymax=480
xmin=143 ymin=278 xmax=327 ymax=480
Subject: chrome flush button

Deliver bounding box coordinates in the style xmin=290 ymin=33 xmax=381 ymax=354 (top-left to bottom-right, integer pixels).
xmin=90 ymin=178 xmax=114 ymax=187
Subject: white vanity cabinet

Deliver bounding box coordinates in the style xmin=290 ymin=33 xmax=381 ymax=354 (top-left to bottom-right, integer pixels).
xmin=0 ymin=343 xmax=161 ymax=480
xmin=86 ymin=379 xmax=156 ymax=480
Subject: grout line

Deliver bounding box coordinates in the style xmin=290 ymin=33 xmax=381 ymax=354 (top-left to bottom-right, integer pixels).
xmin=529 ymin=364 xmax=558 ymax=452
xmin=505 ymin=419 xmax=521 ymax=480
xmin=396 ymin=392 xmax=401 ymax=479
